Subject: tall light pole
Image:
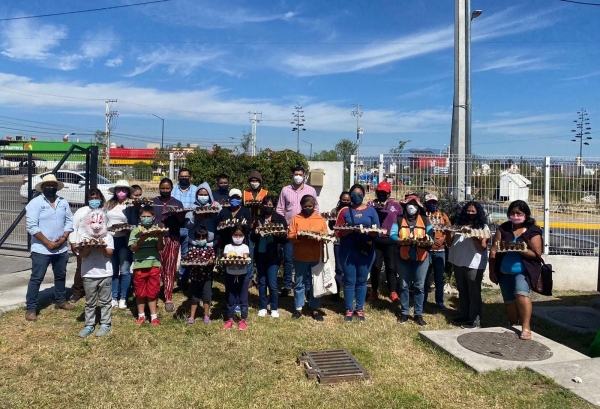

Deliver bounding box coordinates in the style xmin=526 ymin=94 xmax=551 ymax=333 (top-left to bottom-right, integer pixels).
xmin=302 ymin=139 xmax=313 ymax=159
xmin=291 ymin=105 xmax=305 ymax=153
xmin=152 ymin=114 xmax=165 ymax=149
xmin=571 ymin=108 xmax=592 ymax=176
xmin=466 ymin=7 xmax=482 ymax=198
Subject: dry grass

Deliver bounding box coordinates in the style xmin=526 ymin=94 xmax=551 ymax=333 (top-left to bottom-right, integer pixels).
xmin=0 ymin=283 xmax=597 ymax=409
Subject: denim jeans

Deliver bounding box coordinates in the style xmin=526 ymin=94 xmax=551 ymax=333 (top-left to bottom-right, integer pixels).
xmin=179 ymin=230 xmax=189 ymax=282
xmin=256 ymin=253 xmax=279 ymax=311
xmin=333 ymin=243 xmax=343 ymax=293
xmin=340 ymin=246 xmax=374 ymax=312
xmin=26 ymin=251 xmax=69 ymax=312
xmin=397 ymin=254 xmax=430 ymax=316
xmin=283 ymin=241 xmax=293 ymax=290
xmin=111 ymin=236 xmax=132 ymax=300
xmin=425 ymin=250 xmax=446 ymax=306
xmin=225 ymin=274 xmax=249 ymax=319
xmin=246 ymin=239 xmax=255 ymax=281
xmin=293 ymin=260 xmax=320 ymax=310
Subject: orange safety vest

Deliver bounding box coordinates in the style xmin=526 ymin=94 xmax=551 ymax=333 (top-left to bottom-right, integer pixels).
xmin=243 ymin=188 xmax=267 ymax=204
xmin=398 ymin=216 xmax=428 ymax=261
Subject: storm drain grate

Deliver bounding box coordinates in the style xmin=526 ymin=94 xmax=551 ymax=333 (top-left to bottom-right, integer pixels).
xmin=457 ymin=332 xmax=553 ymax=362
xmin=297 ymin=349 xmax=370 ymax=384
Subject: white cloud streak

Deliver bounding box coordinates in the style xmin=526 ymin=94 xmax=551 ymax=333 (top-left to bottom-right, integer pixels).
xmin=0 ymin=19 xmax=66 ymax=60
xmin=127 ymin=47 xmax=225 ymax=77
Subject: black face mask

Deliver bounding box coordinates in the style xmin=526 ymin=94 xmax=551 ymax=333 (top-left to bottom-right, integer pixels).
xmin=160 ymin=191 xmax=171 ymax=199
xmin=43 ymin=187 xmax=57 ymax=198
xmin=376 ymin=193 xmax=388 ymax=202
xmin=467 ymin=213 xmax=478 ymax=221
xmin=263 ymin=207 xmax=274 ymax=215
xmin=302 ymin=208 xmax=314 ymax=216
xmin=178 ymin=178 xmax=190 ymax=188
xmin=339 ymin=201 xmax=351 ymax=209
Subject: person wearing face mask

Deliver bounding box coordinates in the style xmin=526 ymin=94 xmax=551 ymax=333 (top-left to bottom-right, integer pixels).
xmin=489 ymin=200 xmax=542 ymax=340
xmin=106 ymin=180 xmax=135 ymax=310
xmin=172 ymin=168 xmax=198 ymax=290
xmin=276 ymin=166 xmax=319 ymax=298
xmin=446 ymin=201 xmax=490 ymax=329
xmin=366 ymin=181 xmax=402 ymax=303
xmin=390 ymin=194 xmax=434 ymax=326
xmin=152 ymin=178 xmax=186 ymax=313
xmin=423 ymin=193 xmax=452 ymax=311
xmin=69 ymin=189 xmax=106 ymax=303
xmin=251 ymin=195 xmax=287 ymax=318
xmin=335 ymin=184 xmax=381 ymax=322
xmin=243 ymin=171 xmax=268 ymax=286
xmin=328 ymin=192 xmax=351 ymax=301
xmin=25 ymin=174 xmax=75 ymax=321
xmin=212 ymin=173 xmax=231 ymax=204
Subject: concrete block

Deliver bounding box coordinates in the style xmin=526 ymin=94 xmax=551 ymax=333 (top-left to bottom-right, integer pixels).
xmin=533 ymin=306 xmax=600 ymax=333
xmin=419 ymin=326 xmax=589 ymax=373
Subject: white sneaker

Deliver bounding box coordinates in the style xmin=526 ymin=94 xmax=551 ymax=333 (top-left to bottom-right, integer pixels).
xmin=257 ymin=309 xmax=267 ymax=317
xmin=271 ymin=310 xmax=279 ymax=318
xmin=111 ymin=299 xmax=118 ymax=308
xmin=118 ymin=300 xmax=127 ymax=310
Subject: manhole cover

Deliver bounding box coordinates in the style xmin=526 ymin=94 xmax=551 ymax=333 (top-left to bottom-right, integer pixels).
xmin=457 ymin=332 xmax=553 ymax=362
xmin=297 ymin=349 xmax=370 ymax=384
xmin=547 ymin=310 xmax=600 ymax=329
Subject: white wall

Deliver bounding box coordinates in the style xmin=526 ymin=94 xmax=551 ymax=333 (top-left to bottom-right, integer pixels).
xmin=308 ymin=161 xmax=344 ymax=213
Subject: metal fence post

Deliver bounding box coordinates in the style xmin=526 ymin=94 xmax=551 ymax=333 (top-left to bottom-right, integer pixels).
xmin=349 ymin=155 xmax=355 ymax=190
xmin=378 ymin=154 xmax=384 ymax=186
xmin=89 ymin=145 xmax=98 ymax=189
xmin=27 ymin=152 xmax=33 ymax=251
xmin=543 ymin=156 xmax=550 ymax=255
xmin=169 ymin=152 xmax=175 ymax=180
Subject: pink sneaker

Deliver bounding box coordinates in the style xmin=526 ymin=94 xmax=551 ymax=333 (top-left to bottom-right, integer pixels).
xmin=238 ymin=319 xmax=247 ymax=331
xmin=223 ymin=319 xmax=234 ymax=330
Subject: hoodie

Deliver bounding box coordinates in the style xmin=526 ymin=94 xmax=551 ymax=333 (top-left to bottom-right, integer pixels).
xmin=248 ymin=170 xmax=263 ymax=184
xmin=196 ymin=182 xmax=215 ymax=206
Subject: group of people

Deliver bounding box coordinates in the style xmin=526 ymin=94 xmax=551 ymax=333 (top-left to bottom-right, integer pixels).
xmin=24 ymin=166 xmax=541 ymax=340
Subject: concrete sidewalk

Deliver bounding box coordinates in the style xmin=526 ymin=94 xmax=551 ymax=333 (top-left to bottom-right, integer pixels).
xmin=0 ymin=255 xmax=76 ymax=316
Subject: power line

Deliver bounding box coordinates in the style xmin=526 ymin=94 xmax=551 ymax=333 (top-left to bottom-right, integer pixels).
xmin=0 ymin=0 xmax=173 ymax=22
xmin=558 ymin=0 xmax=600 ymax=6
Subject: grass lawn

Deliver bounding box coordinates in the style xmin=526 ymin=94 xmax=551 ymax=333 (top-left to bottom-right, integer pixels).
xmin=0 ymin=283 xmax=597 ymax=409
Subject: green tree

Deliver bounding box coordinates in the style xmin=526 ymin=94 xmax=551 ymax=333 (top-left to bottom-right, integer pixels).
xmin=311 ymin=150 xmax=339 ymax=161
xmin=389 ymin=140 xmax=411 ymax=154
xmin=335 ymin=139 xmax=357 ymax=187
xmin=240 ymin=132 xmax=252 ymax=154
xmin=132 ymin=161 xmax=153 ymax=180
xmin=94 ymin=130 xmax=107 ymax=145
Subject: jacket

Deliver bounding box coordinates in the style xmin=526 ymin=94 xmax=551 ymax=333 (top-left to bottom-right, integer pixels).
xmin=288 ymin=212 xmax=328 ymax=263
xmin=251 ymin=212 xmax=287 ymax=260
xmin=216 ymin=205 xmax=252 ymax=248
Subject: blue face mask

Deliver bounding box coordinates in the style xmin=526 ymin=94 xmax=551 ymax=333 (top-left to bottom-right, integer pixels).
xmin=193 ymin=240 xmax=207 ymax=247
xmin=426 ymin=204 xmax=437 ymax=212
xmin=195 ymin=195 xmax=209 ymax=206
xmin=140 ymin=216 xmax=154 ymax=226
xmin=88 ymin=199 xmax=101 ymax=209
xmin=350 ymin=192 xmax=363 ymax=205
xmin=230 ymin=198 xmax=242 ymax=207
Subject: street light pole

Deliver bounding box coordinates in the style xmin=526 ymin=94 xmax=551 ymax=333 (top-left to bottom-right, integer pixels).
xmin=466 ymin=6 xmax=482 ymax=199
xmin=152 ymin=114 xmax=165 ymax=149
xmin=302 ymin=139 xmax=312 ymax=159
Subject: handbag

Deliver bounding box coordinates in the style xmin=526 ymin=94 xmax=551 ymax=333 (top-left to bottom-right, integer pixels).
xmin=526 ymin=240 xmax=554 ymax=296
xmin=348 ymin=209 xmax=374 ymax=256
xmin=312 ymin=244 xmax=337 ymax=298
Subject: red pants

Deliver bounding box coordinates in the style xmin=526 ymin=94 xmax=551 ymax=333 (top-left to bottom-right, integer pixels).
xmin=160 ymin=236 xmax=180 ymax=302
xmin=133 ymin=267 xmax=161 ymax=299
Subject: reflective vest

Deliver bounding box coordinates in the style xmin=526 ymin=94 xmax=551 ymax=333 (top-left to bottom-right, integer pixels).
xmin=398 ymin=216 xmax=428 ymax=261
xmin=243 ymin=189 xmax=267 ymax=204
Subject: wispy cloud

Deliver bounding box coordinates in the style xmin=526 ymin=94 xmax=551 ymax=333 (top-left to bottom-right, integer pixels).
xmin=474 ymin=52 xmax=556 ymax=74
xmin=396 ymin=84 xmax=446 ymax=100
xmin=564 ymin=70 xmax=600 ymax=81
xmin=105 ymin=57 xmax=123 ymax=68
xmin=473 ymin=113 xmax=571 ymax=136
xmin=57 ymin=30 xmax=117 ymax=71
xmin=0 ymin=19 xmax=66 ymax=60
xmin=126 ymin=47 xmax=225 ymax=77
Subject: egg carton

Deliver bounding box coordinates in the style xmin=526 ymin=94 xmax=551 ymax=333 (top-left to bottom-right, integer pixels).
xmin=77 ymin=237 xmax=107 ymax=249
xmin=108 ymin=223 xmax=135 ymax=233
xmin=357 ymin=224 xmax=387 ymax=235
xmin=219 ymin=255 xmax=252 ymax=265
xmin=217 ymin=218 xmax=248 ymax=231
xmin=320 ymin=211 xmax=337 ymax=221
xmin=255 ymin=224 xmax=287 ymax=237
xmin=124 ymin=197 xmax=153 ymax=206
xmin=495 ymin=241 xmax=527 ymax=253
xmin=194 ymin=206 xmax=221 ymax=215
xmin=244 ymin=199 xmax=262 ymax=207
xmin=297 ymin=231 xmax=335 ymax=242
xmin=164 ymin=206 xmax=193 ymax=215
xmin=135 ymin=225 xmax=169 ymax=238
xmin=398 ymin=236 xmax=434 ymax=248
xmin=332 ymin=224 xmax=359 ymax=231
xmin=181 ymin=260 xmax=213 ymax=267
xmin=371 ymin=201 xmax=387 ymax=209
xmin=217 ymin=199 xmax=231 ymax=208
xmin=458 ymin=227 xmax=491 ymax=239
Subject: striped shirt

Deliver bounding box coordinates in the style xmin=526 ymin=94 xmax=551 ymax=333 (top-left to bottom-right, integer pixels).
xmin=128 ymin=227 xmax=161 ymax=269
xmin=276 ymin=184 xmax=319 ymax=223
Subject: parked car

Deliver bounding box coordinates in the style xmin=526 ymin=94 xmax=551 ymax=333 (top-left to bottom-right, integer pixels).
xmin=20 ymin=171 xmax=115 ymax=205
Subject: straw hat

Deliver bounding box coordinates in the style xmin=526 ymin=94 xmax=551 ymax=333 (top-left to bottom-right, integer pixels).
xmin=108 ymin=179 xmax=134 ymax=194
xmin=35 ymin=174 xmax=64 ymax=192
xmin=401 ymin=193 xmax=424 ymax=209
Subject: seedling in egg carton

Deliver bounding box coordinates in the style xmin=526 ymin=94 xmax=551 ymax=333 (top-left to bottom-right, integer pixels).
xmin=495 ymin=241 xmax=528 ymax=253
xmin=217 ymin=218 xmax=248 ymax=231
xmin=194 ymin=207 xmax=220 ymax=215
xmin=297 ymin=230 xmax=335 ymax=242
xmin=77 ymin=237 xmax=107 ymax=249
xmin=220 ymin=253 xmax=252 ymax=266
xmin=255 ymin=223 xmax=287 ymax=237
xmin=398 ymin=235 xmax=434 ymax=248
xmin=124 ymin=197 xmax=153 ymax=206
xmin=135 ymin=225 xmax=169 ymax=239
xmin=108 ymin=223 xmax=135 ymax=233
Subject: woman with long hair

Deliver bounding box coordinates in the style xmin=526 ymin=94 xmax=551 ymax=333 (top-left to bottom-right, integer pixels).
xmin=329 ymin=191 xmax=351 ymax=300
xmin=489 ymin=200 xmax=542 ymax=340
xmin=447 ymin=201 xmax=490 ymax=329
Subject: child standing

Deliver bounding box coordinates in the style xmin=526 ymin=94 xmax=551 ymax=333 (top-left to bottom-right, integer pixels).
xmin=77 ymin=209 xmax=114 ymax=338
xmin=186 ymin=228 xmax=216 ymax=324
xmin=129 ymin=206 xmax=165 ymax=326
xmin=222 ymin=225 xmax=250 ymax=330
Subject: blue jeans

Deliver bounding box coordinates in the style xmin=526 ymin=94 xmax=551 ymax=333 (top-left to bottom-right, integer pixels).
xmin=293 ymin=260 xmax=320 ymax=310
xmin=283 ymin=241 xmax=293 ymax=290
xmin=246 ymin=239 xmax=255 ymax=281
xmin=179 ymin=230 xmax=189 ymax=282
xmin=498 ymin=271 xmax=531 ymax=303
xmin=225 ymin=274 xmax=249 ymax=319
xmin=333 ymin=243 xmax=343 ymax=292
xmin=256 ymin=254 xmax=279 ymax=311
xmin=398 ymin=254 xmax=430 ymax=316
xmin=425 ymin=251 xmax=446 ymax=306
xmin=111 ymin=236 xmax=132 ymax=300
xmin=340 ymin=246 xmax=375 ymax=312
xmin=26 ymin=251 xmax=69 ymax=312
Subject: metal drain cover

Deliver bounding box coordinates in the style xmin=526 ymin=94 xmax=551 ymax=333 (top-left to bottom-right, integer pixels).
xmin=547 ymin=310 xmax=600 ymax=329
xmin=297 ymin=349 xmax=370 ymax=384
xmin=457 ymin=332 xmax=553 ymax=362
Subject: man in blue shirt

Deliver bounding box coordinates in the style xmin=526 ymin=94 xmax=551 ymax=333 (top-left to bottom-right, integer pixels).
xmin=212 ymin=173 xmax=230 ymax=203
xmin=25 ymin=174 xmax=75 ymax=321
xmin=172 ymin=168 xmax=197 ymax=287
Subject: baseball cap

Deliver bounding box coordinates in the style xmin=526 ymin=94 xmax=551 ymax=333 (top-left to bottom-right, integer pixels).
xmin=229 ymin=188 xmax=242 ymax=198
xmin=425 ymin=193 xmax=438 ymax=202
xmin=376 ymin=181 xmax=391 ymax=193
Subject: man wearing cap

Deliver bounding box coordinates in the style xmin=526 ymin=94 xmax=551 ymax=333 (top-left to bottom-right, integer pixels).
xmin=25 ymin=174 xmax=75 ymax=321
xmin=243 ymin=171 xmax=268 ymax=284
xmin=172 ymin=168 xmax=197 ymax=288
xmin=367 ymin=181 xmax=402 ymax=302
xmin=424 ymin=193 xmax=451 ymax=310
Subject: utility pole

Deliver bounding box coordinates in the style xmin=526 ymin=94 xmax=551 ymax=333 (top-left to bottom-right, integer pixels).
xmin=105 ymin=99 xmax=118 ymax=170
xmin=291 ymin=105 xmax=305 ymax=153
xmin=351 ymin=103 xmax=363 ymax=184
xmin=571 ymin=108 xmax=592 ymax=176
xmin=152 ymin=114 xmax=165 ymax=149
xmin=248 ymin=111 xmax=262 ymax=156
xmin=302 ymin=139 xmax=312 ymax=159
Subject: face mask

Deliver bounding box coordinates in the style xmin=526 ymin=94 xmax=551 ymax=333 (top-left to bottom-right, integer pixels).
xmin=140 ymin=216 xmax=154 ymax=226
xmin=376 ymin=193 xmax=388 ymax=202
xmin=194 ymin=240 xmax=207 ymax=247
xmin=195 ymin=195 xmax=209 ymax=206
xmin=116 ymin=190 xmax=128 ymax=200
xmin=510 ymin=215 xmax=526 ymax=224
xmin=88 ymin=199 xmax=101 ymax=209
xmin=339 ymin=201 xmax=351 ymax=209
xmin=263 ymin=207 xmax=274 ymax=215
xmin=426 ymin=204 xmax=437 ymax=212
xmin=293 ymin=175 xmax=304 ymax=185
xmin=406 ymin=204 xmax=418 ymax=215
xmin=467 ymin=213 xmax=478 ymax=221
xmin=160 ymin=191 xmax=171 ymax=199
xmin=350 ymin=192 xmax=363 ymax=205
xmin=232 ymin=237 xmax=244 ymax=245
xmin=218 ymin=184 xmax=229 ymax=193
xmin=43 ymin=187 xmax=57 ymax=198
xmin=250 ymin=181 xmax=260 ymax=190
xmin=302 ymin=207 xmax=314 ymax=216
xmin=178 ymin=178 xmax=190 ymax=188
xmin=230 ymin=198 xmax=242 ymax=207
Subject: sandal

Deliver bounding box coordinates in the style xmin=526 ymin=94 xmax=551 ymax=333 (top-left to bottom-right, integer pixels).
xmin=519 ymin=329 xmax=532 ymax=340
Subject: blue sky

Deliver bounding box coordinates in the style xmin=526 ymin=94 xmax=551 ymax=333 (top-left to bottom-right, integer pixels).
xmin=0 ymin=0 xmax=599 ymax=158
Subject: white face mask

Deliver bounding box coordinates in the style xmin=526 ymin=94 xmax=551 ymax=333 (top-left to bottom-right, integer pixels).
xmin=232 ymin=237 xmax=244 ymax=245
xmin=250 ymin=181 xmax=260 ymax=190
xmin=293 ymin=175 xmax=304 ymax=185
xmin=406 ymin=204 xmax=418 ymax=215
